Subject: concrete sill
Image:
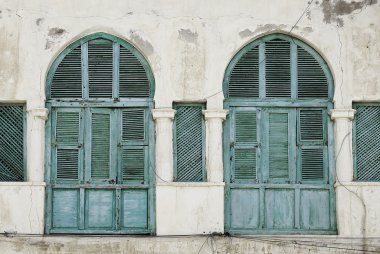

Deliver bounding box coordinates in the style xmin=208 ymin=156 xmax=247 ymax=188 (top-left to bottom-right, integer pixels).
xmin=156 ymin=182 xmax=225 ymax=187
xmin=0 ymin=181 xmax=46 ymax=187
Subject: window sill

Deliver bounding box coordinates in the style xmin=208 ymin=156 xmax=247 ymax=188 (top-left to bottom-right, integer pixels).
xmin=156 ymin=182 xmax=225 ymax=187
xmin=0 ymin=181 xmax=46 ymax=187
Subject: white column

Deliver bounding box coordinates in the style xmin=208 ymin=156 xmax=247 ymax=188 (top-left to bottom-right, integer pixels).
xmin=152 ymin=109 xmax=176 ymax=182
xmin=203 ymin=110 xmax=228 ymax=182
xmin=330 ymin=109 xmax=355 ymax=182
xmin=27 ymin=108 xmax=48 ymax=182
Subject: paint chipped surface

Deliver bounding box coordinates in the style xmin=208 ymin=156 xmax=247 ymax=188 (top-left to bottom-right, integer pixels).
xmin=130 ymin=30 xmax=154 ymax=56
xmin=321 ymin=0 xmax=378 ymax=26
xmin=178 ymin=29 xmax=198 ymax=44
xmin=239 ymin=28 xmax=254 ymax=38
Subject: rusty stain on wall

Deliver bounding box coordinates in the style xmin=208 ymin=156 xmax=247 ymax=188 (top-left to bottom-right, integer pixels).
xmin=321 ymin=0 xmax=378 ymax=26
xmin=129 ymin=30 xmax=154 ymax=56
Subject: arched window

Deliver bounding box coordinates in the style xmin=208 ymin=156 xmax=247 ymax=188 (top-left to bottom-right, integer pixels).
xmin=45 ymin=33 xmax=154 ymax=234
xmin=224 ymin=34 xmax=335 ymax=234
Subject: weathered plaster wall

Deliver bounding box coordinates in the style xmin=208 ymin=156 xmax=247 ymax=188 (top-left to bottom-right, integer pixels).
xmin=0 ymin=0 xmax=379 ymax=238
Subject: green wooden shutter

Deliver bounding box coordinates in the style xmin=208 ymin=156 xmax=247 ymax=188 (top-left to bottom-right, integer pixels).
xmin=354 ymin=105 xmax=380 ymax=181
xmin=88 ymin=39 xmax=113 ymax=98
xmin=265 ymin=39 xmax=291 ymax=98
xmin=121 ymin=109 xmax=146 ymax=182
xmin=228 ymin=46 xmax=259 ymax=98
xmin=175 ymin=105 xmax=205 ymax=182
xmin=51 ymin=46 xmax=82 ymax=98
xmin=119 ymin=46 xmax=150 ymax=98
xmin=233 ymin=110 xmax=257 ymax=182
xmin=298 ymin=109 xmax=325 ymax=182
xmin=54 ymin=110 xmax=82 ymax=181
xmin=268 ymin=111 xmax=289 ymax=180
xmin=91 ymin=111 xmax=111 ymax=179
xmin=297 ymin=46 xmax=328 ymax=98
xmin=0 ymin=106 xmax=25 ymax=182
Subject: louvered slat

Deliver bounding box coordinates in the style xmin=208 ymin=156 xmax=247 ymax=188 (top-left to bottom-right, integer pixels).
xmin=175 ymin=105 xmax=203 ymax=182
xmin=122 ymin=109 xmax=145 ymax=142
xmin=51 ymin=46 xmax=82 ymax=98
xmin=297 ymin=46 xmax=328 ymax=98
xmin=265 ymin=39 xmax=291 ymax=98
xmin=56 ymin=112 xmax=80 ymax=145
xmin=300 ymin=110 xmax=323 ymax=141
xmin=88 ymin=39 xmax=113 ymax=98
xmin=91 ymin=113 xmax=110 ymax=179
xmin=57 ymin=149 xmax=79 ymax=180
xmin=234 ymin=110 xmax=257 ymax=181
xmin=269 ymin=112 xmax=289 ymax=179
xmin=301 ymin=148 xmax=324 ymax=181
xmin=228 ymin=47 xmax=259 ymax=98
xmin=119 ymin=46 xmax=150 ymax=97
xmin=122 ymin=148 xmax=145 ymax=182
xmin=355 ymin=106 xmax=380 ymax=181
xmin=0 ymin=106 xmax=24 ymax=181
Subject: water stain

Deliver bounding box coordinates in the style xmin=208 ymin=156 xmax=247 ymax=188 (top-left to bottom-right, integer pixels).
xmin=239 ymin=28 xmax=254 ymax=38
xmin=253 ymin=24 xmax=287 ymax=34
xmin=36 ymin=18 xmax=44 ymax=26
xmin=178 ymin=29 xmax=198 ymax=44
xmin=321 ymin=0 xmax=378 ymax=26
xmin=48 ymin=27 xmax=67 ymax=38
xmin=130 ymin=30 xmax=154 ymax=55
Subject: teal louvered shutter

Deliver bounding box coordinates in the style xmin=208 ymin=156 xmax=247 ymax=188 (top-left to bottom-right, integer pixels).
xmin=265 ymin=39 xmax=291 ymax=98
xmin=119 ymin=46 xmax=150 ymax=97
xmin=268 ymin=111 xmax=289 ymax=181
xmin=298 ymin=109 xmax=326 ymax=182
xmin=174 ymin=105 xmax=205 ymax=182
xmin=54 ymin=109 xmax=82 ymax=181
xmin=232 ymin=109 xmax=257 ymax=182
xmin=121 ymin=109 xmax=146 ymax=183
xmin=297 ymin=46 xmax=328 ymax=98
xmin=51 ymin=46 xmax=82 ymax=98
xmin=228 ymin=46 xmax=259 ymax=98
xmin=90 ymin=110 xmax=111 ymax=180
xmin=0 ymin=106 xmax=25 ymax=182
xmin=88 ymin=39 xmax=113 ymax=98
xmin=354 ymin=105 xmax=380 ymax=181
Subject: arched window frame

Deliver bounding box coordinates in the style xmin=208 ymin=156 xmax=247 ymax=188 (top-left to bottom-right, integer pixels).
xmin=44 ymin=32 xmax=156 ymax=235
xmin=223 ymin=33 xmax=336 ymax=235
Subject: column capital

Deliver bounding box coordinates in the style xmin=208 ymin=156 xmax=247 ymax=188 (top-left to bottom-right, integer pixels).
xmin=152 ymin=109 xmax=176 ymax=120
xmin=202 ymin=110 xmax=229 ymax=120
xmin=27 ymin=108 xmax=49 ymax=121
xmin=329 ymin=109 xmax=355 ymax=121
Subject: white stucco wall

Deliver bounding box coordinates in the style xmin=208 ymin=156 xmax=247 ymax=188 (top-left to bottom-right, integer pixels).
xmin=0 ymin=0 xmax=379 ymax=238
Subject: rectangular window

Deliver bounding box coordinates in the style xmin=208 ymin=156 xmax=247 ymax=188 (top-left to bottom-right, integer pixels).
xmin=0 ymin=105 xmax=26 ymax=181
xmin=353 ymin=104 xmax=380 ymax=181
xmin=173 ymin=104 xmax=205 ymax=182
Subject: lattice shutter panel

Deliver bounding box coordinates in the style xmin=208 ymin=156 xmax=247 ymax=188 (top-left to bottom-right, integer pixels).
xmin=299 ymin=109 xmax=325 ymax=181
xmin=55 ymin=111 xmax=80 ymax=180
xmin=88 ymin=39 xmax=113 ymax=98
xmin=228 ymin=47 xmax=259 ymax=98
xmin=265 ymin=39 xmax=291 ymax=98
xmin=297 ymin=46 xmax=328 ymax=98
xmin=0 ymin=106 xmax=24 ymax=181
xmin=233 ymin=110 xmax=257 ymax=181
xmin=119 ymin=46 xmax=150 ymax=98
xmin=355 ymin=106 xmax=380 ymax=181
xmin=268 ymin=112 xmax=289 ymax=179
xmin=51 ymin=46 xmax=82 ymax=98
xmin=175 ymin=105 xmax=204 ymax=182
xmin=91 ymin=112 xmax=111 ymax=179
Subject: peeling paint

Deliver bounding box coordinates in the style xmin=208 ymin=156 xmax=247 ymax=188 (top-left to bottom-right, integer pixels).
xmin=178 ymin=29 xmax=198 ymax=44
xmin=36 ymin=18 xmax=44 ymax=26
xmin=48 ymin=27 xmax=67 ymax=38
xmin=253 ymin=24 xmax=287 ymax=34
xmin=321 ymin=0 xmax=378 ymax=26
xmin=239 ymin=28 xmax=254 ymax=38
xmin=129 ymin=30 xmax=154 ymax=56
